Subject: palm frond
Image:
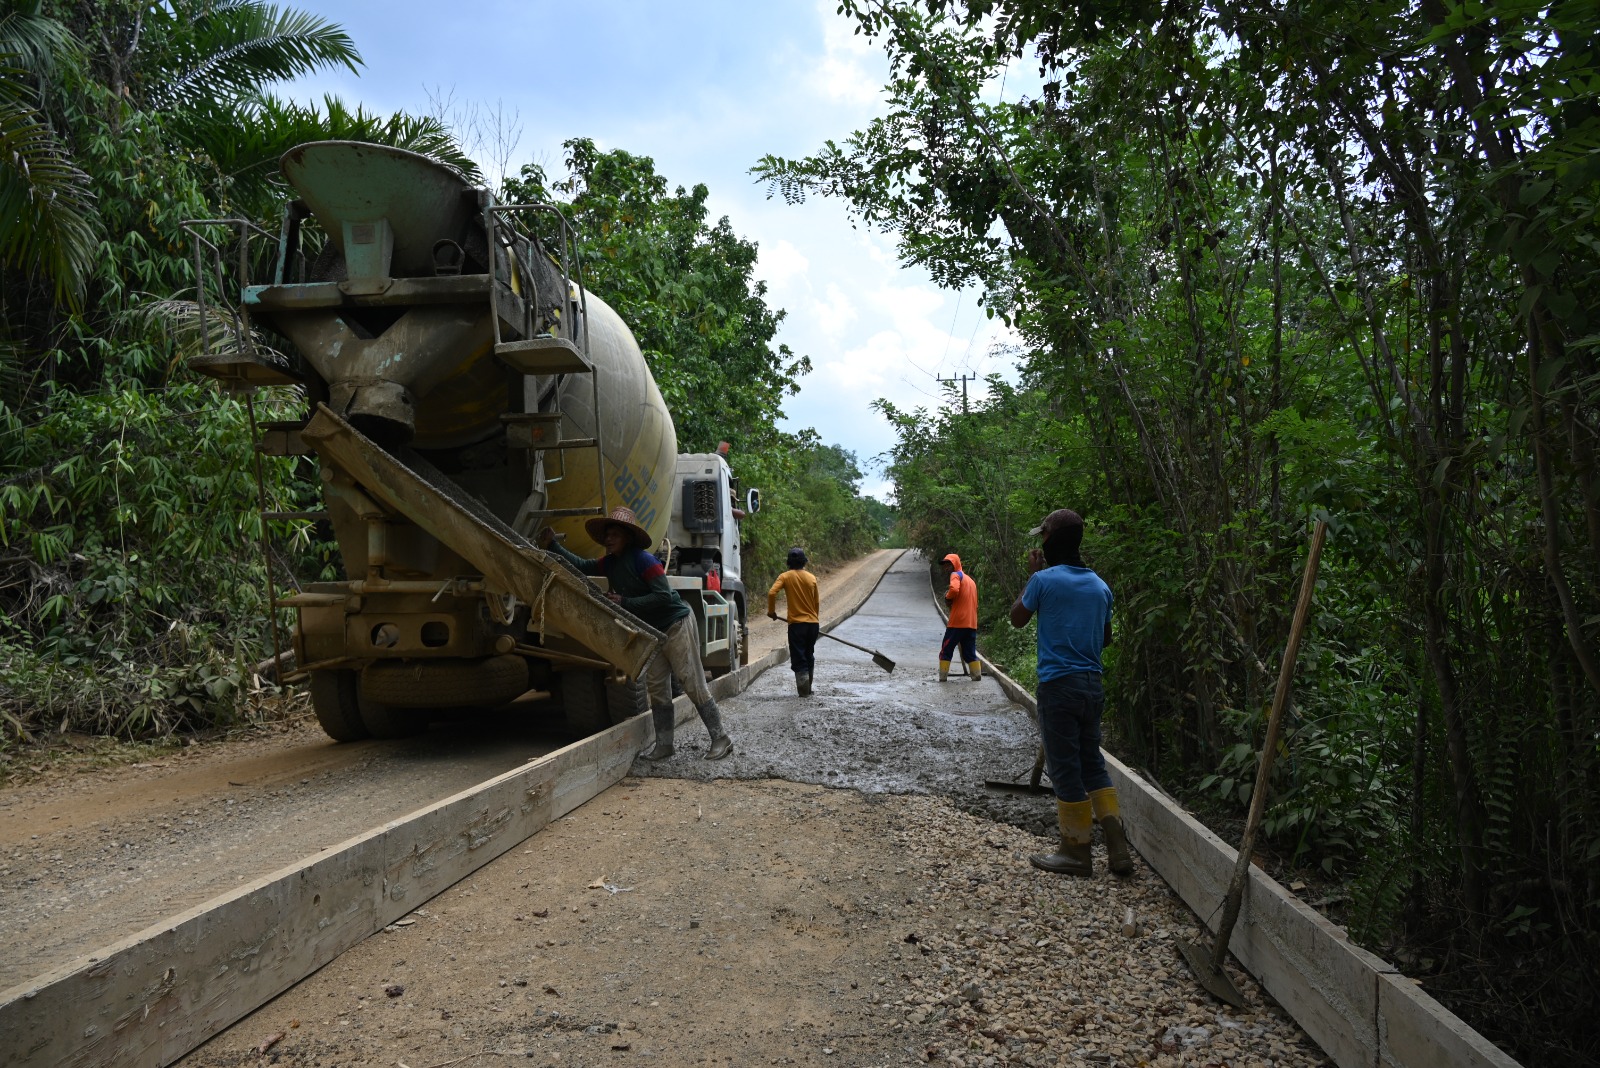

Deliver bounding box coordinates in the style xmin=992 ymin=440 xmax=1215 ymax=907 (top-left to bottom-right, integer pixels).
xmin=149 ymin=2 xmax=361 ymax=112
xmin=133 ymin=298 xmax=292 ymax=375
xmin=200 ymin=92 xmax=481 ymax=216
xmin=0 ymin=2 xmax=82 ymax=78
xmin=0 ymin=63 xmax=100 ymax=307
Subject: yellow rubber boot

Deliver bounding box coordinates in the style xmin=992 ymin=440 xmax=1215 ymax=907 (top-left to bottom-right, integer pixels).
xmin=939 ymin=660 xmax=950 ymax=682
xmin=1089 ymin=787 xmax=1133 ymax=876
xmin=968 ymin=660 xmax=982 ymax=681
xmin=1030 ymin=800 xmax=1093 ymax=876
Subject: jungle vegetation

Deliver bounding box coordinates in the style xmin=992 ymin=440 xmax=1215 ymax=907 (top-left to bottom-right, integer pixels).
xmin=0 ymin=3 xmax=878 ymax=747
xmin=756 ymin=1 xmax=1599 ymax=1063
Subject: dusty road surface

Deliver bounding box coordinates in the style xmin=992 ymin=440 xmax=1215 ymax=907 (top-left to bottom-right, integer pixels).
xmin=163 ymin=553 xmax=1329 ymax=1068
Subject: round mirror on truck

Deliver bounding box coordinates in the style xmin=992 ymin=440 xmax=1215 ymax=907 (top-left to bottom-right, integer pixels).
xmin=746 ymin=488 xmax=762 ymax=514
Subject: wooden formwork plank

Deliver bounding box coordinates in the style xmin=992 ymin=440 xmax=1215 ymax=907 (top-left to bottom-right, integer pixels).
xmin=1106 ymin=753 xmax=1391 ymax=1068
xmin=1378 ymin=974 xmax=1522 ymax=1068
xmin=0 ymin=715 xmax=648 ymax=1068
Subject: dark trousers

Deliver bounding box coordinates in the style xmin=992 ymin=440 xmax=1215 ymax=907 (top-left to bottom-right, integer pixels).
xmin=788 ymin=622 xmax=819 ymax=675
xmin=939 ymin=627 xmax=977 ymax=662
xmin=1037 ymin=673 xmax=1114 ymax=803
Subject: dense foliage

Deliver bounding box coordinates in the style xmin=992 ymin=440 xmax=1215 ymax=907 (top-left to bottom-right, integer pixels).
xmin=1 ymin=6 xmax=879 ymax=752
xmin=1 ymin=0 xmax=375 ymax=742
xmin=757 ymin=1 xmax=1600 ymax=1062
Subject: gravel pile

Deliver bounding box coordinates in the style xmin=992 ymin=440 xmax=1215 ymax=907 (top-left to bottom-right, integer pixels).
xmin=881 ymin=793 xmax=1331 ymax=1068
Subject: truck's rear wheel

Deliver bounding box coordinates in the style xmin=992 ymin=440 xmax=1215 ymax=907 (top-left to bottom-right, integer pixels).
xmin=362 ymin=655 xmax=529 ymax=708
xmin=606 ymin=676 xmax=647 ymax=721
xmin=308 ymin=670 xmax=370 ymax=742
xmin=559 ymin=671 xmax=647 ymax=735
xmin=558 ymin=671 xmax=610 ymax=735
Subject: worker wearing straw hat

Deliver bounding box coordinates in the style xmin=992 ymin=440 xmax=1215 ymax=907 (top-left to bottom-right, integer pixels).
xmin=540 ymin=507 xmax=733 ymax=761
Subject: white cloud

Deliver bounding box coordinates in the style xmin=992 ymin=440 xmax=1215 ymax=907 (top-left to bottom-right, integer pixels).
xmin=812 ymin=0 xmax=882 ymax=105
xmin=758 ymin=239 xmax=810 ymax=288
xmin=813 ymin=282 xmax=858 ymax=338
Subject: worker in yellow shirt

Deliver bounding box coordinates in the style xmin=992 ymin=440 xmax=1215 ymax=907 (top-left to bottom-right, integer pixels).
xmin=768 ymin=546 xmax=821 ymax=696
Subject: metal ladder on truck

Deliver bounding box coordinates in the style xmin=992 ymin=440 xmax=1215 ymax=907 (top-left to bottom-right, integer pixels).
xmin=484 ymin=201 xmax=609 ymax=535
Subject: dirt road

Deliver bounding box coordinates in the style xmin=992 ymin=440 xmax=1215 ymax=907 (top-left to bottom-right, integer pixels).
xmin=5 ymin=551 xmax=1327 ymax=1067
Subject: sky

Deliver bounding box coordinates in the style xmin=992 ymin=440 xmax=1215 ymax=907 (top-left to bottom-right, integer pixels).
xmin=283 ymin=0 xmax=1019 ymax=501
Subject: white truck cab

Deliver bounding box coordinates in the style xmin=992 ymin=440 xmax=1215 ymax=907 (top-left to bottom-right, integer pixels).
xmin=663 ymin=449 xmax=755 ymax=674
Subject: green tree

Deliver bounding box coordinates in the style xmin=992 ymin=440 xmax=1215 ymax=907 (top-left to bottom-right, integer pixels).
xmin=0 ymin=2 xmax=475 ymax=748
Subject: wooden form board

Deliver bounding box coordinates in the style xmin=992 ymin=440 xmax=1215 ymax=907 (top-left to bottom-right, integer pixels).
xmin=0 ymin=717 xmax=646 ymax=1068
xmin=977 ymin=659 xmax=1522 ymax=1068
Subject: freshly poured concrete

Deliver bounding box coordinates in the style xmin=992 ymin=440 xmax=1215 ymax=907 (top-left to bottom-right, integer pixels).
xmin=639 ymin=552 xmax=1056 ymax=835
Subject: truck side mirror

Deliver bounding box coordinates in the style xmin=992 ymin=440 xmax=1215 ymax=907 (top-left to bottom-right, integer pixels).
xmin=746 ymin=488 xmax=761 ymax=514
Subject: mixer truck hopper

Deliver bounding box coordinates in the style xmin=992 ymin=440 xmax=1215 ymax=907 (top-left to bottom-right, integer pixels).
xmin=184 ymin=142 xmax=755 ymax=741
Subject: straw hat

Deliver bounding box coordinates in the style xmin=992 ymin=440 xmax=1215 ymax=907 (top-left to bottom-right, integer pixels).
xmin=585 ymin=506 xmax=652 ymax=550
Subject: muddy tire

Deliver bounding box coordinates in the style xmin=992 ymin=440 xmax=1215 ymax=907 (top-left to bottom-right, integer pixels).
xmin=358 ymin=697 xmax=429 ymax=740
xmin=309 ymin=669 xmax=370 ymax=742
xmin=362 ymin=655 xmax=529 ymax=708
xmin=606 ymin=676 xmax=648 ymax=722
xmin=559 ymin=671 xmax=610 ymax=735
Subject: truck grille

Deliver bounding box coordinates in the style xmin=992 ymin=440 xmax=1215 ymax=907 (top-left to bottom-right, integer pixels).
xmin=682 ymin=479 xmax=722 ymax=533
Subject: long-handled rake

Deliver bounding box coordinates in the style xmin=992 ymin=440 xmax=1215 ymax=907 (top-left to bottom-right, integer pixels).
xmin=777 ymin=617 xmax=895 ymax=672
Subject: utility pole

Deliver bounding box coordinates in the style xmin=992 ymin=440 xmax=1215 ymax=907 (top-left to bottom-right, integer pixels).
xmin=937 ymin=373 xmax=974 ymax=414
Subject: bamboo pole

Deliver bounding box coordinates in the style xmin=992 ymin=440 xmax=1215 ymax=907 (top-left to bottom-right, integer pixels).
xmin=1208 ymin=518 xmax=1329 ymax=973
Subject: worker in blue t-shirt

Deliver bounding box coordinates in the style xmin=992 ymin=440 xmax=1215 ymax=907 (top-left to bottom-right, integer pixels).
xmin=1009 ymin=508 xmax=1132 ymax=878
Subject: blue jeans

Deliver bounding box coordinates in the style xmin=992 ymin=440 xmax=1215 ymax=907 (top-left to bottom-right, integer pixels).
xmin=1037 ymin=673 xmax=1113 ymax=803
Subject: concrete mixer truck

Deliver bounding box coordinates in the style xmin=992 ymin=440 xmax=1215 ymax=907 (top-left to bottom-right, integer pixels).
xmin=183 ymin=141 xmax=757 ymax=741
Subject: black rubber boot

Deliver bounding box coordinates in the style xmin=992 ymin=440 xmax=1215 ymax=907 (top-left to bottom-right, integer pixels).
xmin=1101 ymin=815 xmax=1134 ymax=876
xmin=640 ymin=703 xmax=675 ymax=761
xmin=698 ymin=700 xmax=733 ymax=760
xmin=797 ymin=671 xmax=812 ymax=696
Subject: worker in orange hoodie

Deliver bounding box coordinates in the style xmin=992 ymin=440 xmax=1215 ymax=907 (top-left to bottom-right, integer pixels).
xmin=939 ymin=553 xmax=980 ymax=682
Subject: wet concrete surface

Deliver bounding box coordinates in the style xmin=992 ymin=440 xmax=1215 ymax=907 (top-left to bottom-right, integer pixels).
xmin=637 ymin=552 xmax=1056 ymax=838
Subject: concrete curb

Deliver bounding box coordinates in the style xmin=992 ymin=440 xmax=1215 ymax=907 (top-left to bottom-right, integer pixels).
xmin=945 ymin=570 xmax=1521 ymax=1068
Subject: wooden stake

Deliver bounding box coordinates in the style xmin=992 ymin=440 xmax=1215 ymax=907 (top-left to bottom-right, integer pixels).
xmin=1208 ymin=519 xmax=1329 ymax=973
